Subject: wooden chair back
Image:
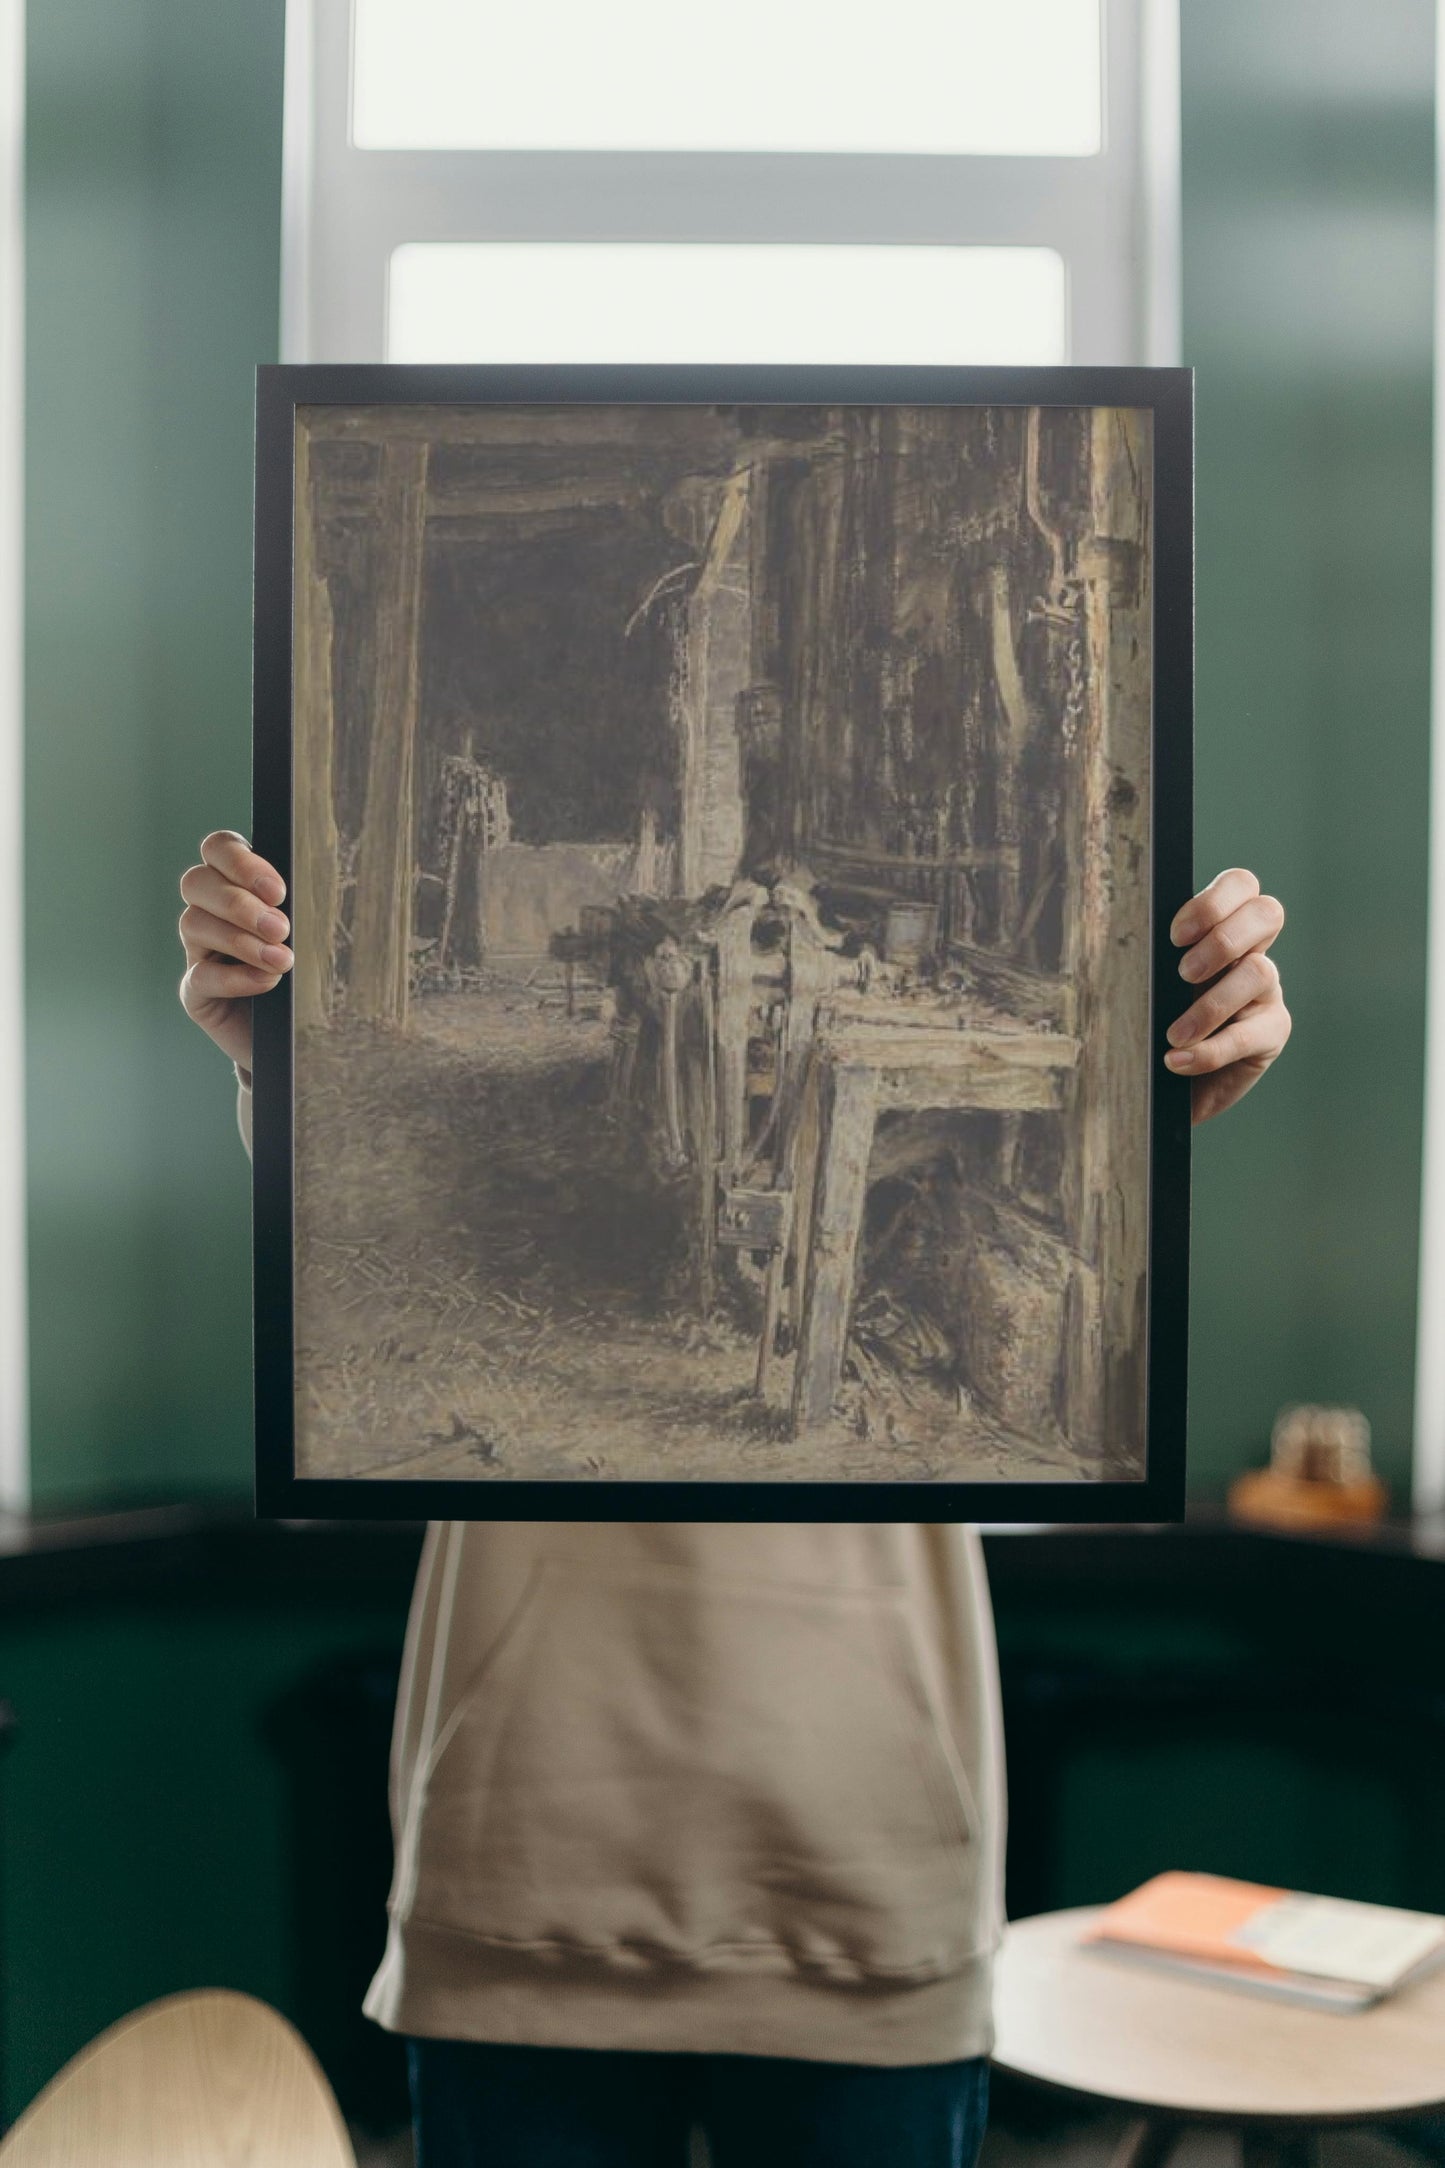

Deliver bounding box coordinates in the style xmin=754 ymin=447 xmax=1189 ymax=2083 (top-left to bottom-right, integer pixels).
xmin=0 ymin=1990 xmax=357 ymax=2166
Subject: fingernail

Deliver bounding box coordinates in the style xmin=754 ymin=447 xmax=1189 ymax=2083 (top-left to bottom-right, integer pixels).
xmin=1179 ymin=953 xmax=1204 ymax=982
xmin=260 ymin=944 xmax=293 ymax=970
xmin=1166 ymin=1017 xmax=1192 ymax=1047
xmin=254 ymin=874 xmax=286 ymax=904
xmin=258 ymin=909 xmax=289 ymax=940
xmin=1165 ymin=1048 xmax=1196 ymax=1069
xmin=1171 ymin=916 xmax=1196 ymax=947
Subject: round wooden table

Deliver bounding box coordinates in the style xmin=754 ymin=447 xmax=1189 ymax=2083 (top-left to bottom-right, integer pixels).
xmin=993 ymin=1906 xmax=1445 ymax=2168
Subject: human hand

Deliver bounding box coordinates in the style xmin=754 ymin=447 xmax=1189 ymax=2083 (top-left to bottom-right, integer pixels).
xmin=178 ymin=831 xmax=292 ymax=1075
xmin=1165 ymin=869 xmax=1290 ymax=1125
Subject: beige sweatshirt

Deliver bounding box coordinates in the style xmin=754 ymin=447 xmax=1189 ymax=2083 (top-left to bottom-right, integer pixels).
xmin=241 ymin=1079 xmax=1006 ymax=2065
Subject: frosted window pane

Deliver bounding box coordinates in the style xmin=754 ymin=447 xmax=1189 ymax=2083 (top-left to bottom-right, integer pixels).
xmin=387 ymin=244 xmax=1068 ymax=365
xmin=354 ymin=0 xmax=1101 ymax=156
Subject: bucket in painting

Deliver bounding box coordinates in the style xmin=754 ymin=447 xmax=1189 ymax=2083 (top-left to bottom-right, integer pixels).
xmin=882 ymin=899 xmax=940 ymax=967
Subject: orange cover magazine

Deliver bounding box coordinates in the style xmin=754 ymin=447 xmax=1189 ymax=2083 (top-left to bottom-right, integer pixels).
xmin=1084 ymin=1872 xmax=1445 ymax=2011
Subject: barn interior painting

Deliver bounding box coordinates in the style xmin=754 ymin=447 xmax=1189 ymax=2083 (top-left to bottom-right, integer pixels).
xmin=289 ymin=401 xmax=1153 ymax=1484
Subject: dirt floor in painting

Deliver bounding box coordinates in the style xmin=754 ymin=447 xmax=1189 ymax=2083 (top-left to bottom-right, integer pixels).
xmin=292 ymin=975 xmax=1089 ymax=1486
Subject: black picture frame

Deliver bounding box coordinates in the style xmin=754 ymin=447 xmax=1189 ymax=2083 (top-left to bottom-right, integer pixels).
xmin=253 ymin=363 xmax=1192 ymax=1523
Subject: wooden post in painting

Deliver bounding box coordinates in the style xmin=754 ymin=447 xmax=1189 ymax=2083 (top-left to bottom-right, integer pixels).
xmin=1061 ymin=407 xmax=1153 ymax=1463
xmin=348 ymin=439 xmax=429 ymax=1026
xmin=988 ymin=564 xmax=1031 ymax=943
xmin=291 ymin=420 xmax=340 ymax=1032
xmin=791 ymin=1059 xmax=879 ymax=1434
xmin=676 ymin=470 xmax=751 ymax=895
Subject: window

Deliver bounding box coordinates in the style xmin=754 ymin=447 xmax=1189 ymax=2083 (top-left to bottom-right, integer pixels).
xmin=0 ymin=0 xmax=26 ymax=1509
xmin=1415 ymin=13 xmax=1445 ymax=1516
xmin=351 ymin=0 xmax=1104 ymax=156
xmin=283 ymin=0 xmax=1180 ymax=368
xmin=387 ymin=243 xmax=1069 ymax=366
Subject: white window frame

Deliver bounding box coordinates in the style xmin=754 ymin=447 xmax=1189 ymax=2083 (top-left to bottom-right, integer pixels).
xmin=282 ymin=0 xmax=1180 ymax=369
xmin=0 ymin=0 xmax=28 ymax=1510
xmin=1415 ymin=6 xmax=1445 ymax=1516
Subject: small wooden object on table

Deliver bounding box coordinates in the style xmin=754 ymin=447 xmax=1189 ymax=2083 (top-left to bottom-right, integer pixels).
xmin=992 ymin=1906 xmax=1445 ymax=2168
xmin=1229 ymin=1405 xmax=1387 ymax=1531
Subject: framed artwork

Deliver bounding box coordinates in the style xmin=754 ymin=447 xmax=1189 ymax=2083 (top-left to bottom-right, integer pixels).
xmin=253 ymin=364 xmax=1192 ymax=1521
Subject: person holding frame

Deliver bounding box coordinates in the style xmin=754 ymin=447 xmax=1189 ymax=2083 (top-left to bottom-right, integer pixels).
xmin=179 ymin=832 xmax=1288 ymax=2168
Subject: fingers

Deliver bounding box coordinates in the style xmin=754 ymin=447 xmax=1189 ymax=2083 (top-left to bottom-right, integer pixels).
xmin=1167 ymin=953 xmax=1279 ymax=1053
xmin=1164 ymin=996 xmax=1292 ymax=1078
xmin=1167 ymin=869 xmax=1291 ymax=1121
xmin=179 ymin=901 xmax=292 ymax=975
xmin=1169 ymin=868 xmax=1259 ymax=948
xmin=180 ymin=955 xmax=285 ymax=1018
xmin=1190 ymin=1061 xmax=1268 ymax=1127
xmin=198 ymin=831 xmax=286 ymax=908
xmin=178 ymin=835 xmax=287 ymax=1068
xmin=180 ymin=862 xmax=290 ymax=948
xmin=1177 ymin=891 xmax=1285 ymax=985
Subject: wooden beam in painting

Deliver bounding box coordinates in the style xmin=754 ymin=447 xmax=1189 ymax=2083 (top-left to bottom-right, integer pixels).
xmin=807 ymin=839 xmax=1021 ymax=873
xmin=314 ymin=477 xmax=655 ymax=524
xmin=292 ymin=423 xmax=341 ymax=1032
xmin=347 ymin=438 xmax=429 ymax=1026
xmin=791 ymin=1059 xmax=879 ymax=1434
xmin=300 ymin=402 xmax=745 ymax=457
xmin=824 ymin=1024 xmax=1076 ymax=1097
xmin=871 ymin=1059 xmax=1071 ymax=1115
xmin=426 ymin=508 xmax=633 ymax=542
xmin=677 ymin=469 xmax=752 ymax=895
xmin=1059 ymin=406 xmax=1153 ymax=1465
xmin=989 ymin=564 xmax=1032 ymax=938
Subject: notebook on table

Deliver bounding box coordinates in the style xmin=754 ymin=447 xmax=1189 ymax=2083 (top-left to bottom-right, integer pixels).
xmin=1084 ymin=1872 xmax=1445 ymax=2012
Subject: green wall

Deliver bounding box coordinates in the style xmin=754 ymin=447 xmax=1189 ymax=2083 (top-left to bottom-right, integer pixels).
xmin=0 ymin=1571 xmax=413 ymax=2125
xmin=1182 ymin=0 xmax=1435 ymax=1499
xmin=21 ymin=0 xmax=1437 ymax=1504
xmin=24 ymin=0 xmax=286 ymax=1509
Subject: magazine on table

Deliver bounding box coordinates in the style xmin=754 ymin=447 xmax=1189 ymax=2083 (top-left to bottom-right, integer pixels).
xmin=1085 ymin=1872 xmax=1445 ymax=2012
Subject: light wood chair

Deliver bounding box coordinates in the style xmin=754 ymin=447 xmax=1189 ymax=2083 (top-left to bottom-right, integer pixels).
xmin=0 ymin=1990 xmax=357 ymax=2166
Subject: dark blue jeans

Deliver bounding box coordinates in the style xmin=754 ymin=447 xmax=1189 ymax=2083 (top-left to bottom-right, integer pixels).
xmin=408 ymin=2037 xmax=990 ymax=2168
